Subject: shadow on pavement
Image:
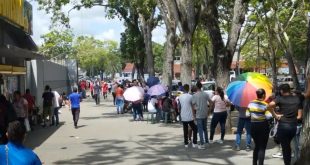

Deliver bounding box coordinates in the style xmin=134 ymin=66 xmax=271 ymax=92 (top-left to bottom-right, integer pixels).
xmin=24 ymin=121 xmax=65 ymax=150
xmin=53 ymin=131 xmax=277 ymax=165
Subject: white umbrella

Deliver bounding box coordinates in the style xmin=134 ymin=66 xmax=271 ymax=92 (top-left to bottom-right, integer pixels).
xmin=123 ymin=86 xmax=145 ymax=102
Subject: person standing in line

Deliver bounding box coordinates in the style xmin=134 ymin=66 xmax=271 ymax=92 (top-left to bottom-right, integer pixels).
xmin=209 ymin=87 xmax=230 ymax=144
xmin=52 ymin=90 xmax=61 ymax=126
xmin=179 ymin=84 xmax=198 ymax=148
xmin=247 ymin=89 xmax=272 ymax=165
xmin=69 ymin=87 xmax=82 ymax=128
xmin=269 ymin=84 xmax=303 ymax=165
xmin=0 ymin=121 xmax=42 ymax=165
xmin=42 ymin=85 xmax=54 ymax=127
xmin=234 ymin=106 xmax=252 ymax=151
xmin=23 ymin=89 xmax=35 ymax=129
xmin=12 ymin=91 xmax=28 ymax=127
xmin=192 ymin=82 xmax=212 ymax=149
xmin=115 ymin=84 xmax=124 ymax=114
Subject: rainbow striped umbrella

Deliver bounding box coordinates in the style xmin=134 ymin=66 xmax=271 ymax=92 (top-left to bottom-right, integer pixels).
xmin=226 ymin=72 xmax=272 ymax=107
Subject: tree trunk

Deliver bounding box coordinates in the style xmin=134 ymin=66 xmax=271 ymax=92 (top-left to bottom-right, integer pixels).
xmin=286 ymin=49 xmax=300 ymax=90
xmin=271 ymin=53 xmax=278 ymax=89
xmin=203 ymin=0 xmax=248 ymax=88
xmin=157 ymin=0 xmax=177 ymax=88
xmin=295 ymin=18 xmax=310 ymax=165
xmin=180 ymin=35 xmax=193 ymax=86
xmin=162 ymin=31 xmax=175 ymax=87
xmin=140 ymin=14 xmax=155 ymax=76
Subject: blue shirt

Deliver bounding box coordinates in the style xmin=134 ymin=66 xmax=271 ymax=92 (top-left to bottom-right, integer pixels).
xmin=0 ymin=142 xmax=41 ymax=165
xmin=69 ymin=93 xmax=81 ymax=109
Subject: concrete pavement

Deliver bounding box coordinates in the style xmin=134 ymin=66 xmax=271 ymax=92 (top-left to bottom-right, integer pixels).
xmin=25 ymin=95 xmax=284 ymax=165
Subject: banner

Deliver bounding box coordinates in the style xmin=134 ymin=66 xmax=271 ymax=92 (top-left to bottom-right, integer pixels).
xmin=0 ymin=0 xmax=33 ymax=34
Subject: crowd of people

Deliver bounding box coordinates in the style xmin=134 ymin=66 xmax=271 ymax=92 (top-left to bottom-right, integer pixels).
xmin=176 ymin=82 xmax=306 ymax=165
xmin=0 ymin=76 xmax=307 ymax=164
xmin=81 ymin=77 xmax=307 ymax=165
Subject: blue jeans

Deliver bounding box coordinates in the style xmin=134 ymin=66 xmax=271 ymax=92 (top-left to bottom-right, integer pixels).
xmin=235 ymin=118 xmax=251 ymax=146
xmin=197 ymin=118 xmax=208 ymax=145
xmin=132 ymin=103 xmax=143 ymax=120
xmin=291 ymin=123 xmax=302 ymax=163
xmin=115 ymin=98 xmax=124 ymax=114
xmin=52 ymin=107 xmax=60 ymax=125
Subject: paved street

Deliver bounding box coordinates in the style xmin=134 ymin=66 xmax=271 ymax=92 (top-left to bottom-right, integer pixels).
xmin=25 ymin=95 xmax=283 ymax=165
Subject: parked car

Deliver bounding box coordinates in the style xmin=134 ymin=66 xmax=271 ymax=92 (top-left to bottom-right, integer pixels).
xmin=201 ymin=81 xmax=216 ymax=98
xmin=278 ymin=76 xmax=294 ymax=89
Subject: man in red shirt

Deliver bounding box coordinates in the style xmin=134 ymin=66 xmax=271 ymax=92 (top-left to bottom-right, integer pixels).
xmin=23 ymin=89 xmax=35 ymax=128
xmin=80 ymin=80 xmax=86 ymax=98
xmin=102 ymin=82 xmax=108 ymax=99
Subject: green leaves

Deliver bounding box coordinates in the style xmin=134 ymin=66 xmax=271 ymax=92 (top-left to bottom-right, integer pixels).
xmin=39 ymin=29 xmax=75 ymax=59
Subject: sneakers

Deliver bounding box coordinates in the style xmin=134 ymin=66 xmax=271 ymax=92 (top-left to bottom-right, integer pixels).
xmin=217 ymin=140 xmax=224 ymax=144
xmin=184 ymin=145 xmax=188 ymax=148
xmin=246 ymin=146 xmax=251 ymax=152
xmin=192 ymin=143 xmax=197 ymax=148
xmin=235 ymin=145 xmax=241 ymax=151
xmin=198 ymin=145 xmax=205 ymax=150
xmin=272 ymin=152 xmax=283 ymax=158
xmin=209 ymin=140 xmax=214 ymax=144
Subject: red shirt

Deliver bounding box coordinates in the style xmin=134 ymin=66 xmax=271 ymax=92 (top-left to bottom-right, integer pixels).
xmin=115 ymin=87 xmax=124 ymax=97
xmin=23 ymin=94 xmax=35 ymax=111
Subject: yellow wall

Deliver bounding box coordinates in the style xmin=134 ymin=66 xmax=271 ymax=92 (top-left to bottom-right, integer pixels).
xmin=0 ymin=0 xmax=31 ymax=34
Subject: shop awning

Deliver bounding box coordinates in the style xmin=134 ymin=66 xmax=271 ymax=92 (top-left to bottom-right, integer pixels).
xmin=0 ymin=44 xmax=46 ymax=60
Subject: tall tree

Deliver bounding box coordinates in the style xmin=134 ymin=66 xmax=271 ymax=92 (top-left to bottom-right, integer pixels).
xmin=157 ymin=0 xmax=177 ymax=87
xmin=39 ymin=29 xmax=75 ymax=59
xmin=202 ymin=0 xmax=250 ymax=87
xmin=135 ymin=0 xmax=160 ymax=76
xmin=296 ymin=3 xmax=310 ymax=164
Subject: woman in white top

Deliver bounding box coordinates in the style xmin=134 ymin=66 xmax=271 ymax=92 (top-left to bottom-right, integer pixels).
xmin=209 ymin=87 xmax=230 ymax=144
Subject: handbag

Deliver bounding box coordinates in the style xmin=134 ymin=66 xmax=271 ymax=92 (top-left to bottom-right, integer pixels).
xmin=147 ymin=100 xmax=156 ymax=113
xmin=269 ymin=119 xmax=278 ymax=138
xmin=24 ymin=118 xmax=31 ymax=132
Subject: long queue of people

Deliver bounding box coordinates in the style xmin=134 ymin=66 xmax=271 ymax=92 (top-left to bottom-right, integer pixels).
xmin=175 ymin=82 xmax=305 ymax=165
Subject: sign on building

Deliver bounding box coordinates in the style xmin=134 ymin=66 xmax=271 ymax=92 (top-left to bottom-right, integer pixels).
xmin=0 ymin=0 xmax=33 ymax=34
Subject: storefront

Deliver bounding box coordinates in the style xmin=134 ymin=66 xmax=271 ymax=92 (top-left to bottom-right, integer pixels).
xmin=0 ymin=0 xmax=43 ymax=101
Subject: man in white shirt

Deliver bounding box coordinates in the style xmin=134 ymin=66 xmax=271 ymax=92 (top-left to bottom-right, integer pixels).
xmin=178 ymin=84 xmax=197 ymax=148
xmin=52 ymin=90 xmax=61 ymax=126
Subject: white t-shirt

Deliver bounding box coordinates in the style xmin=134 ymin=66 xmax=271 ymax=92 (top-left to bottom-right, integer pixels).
xmin=212 ymin=95 xmax=230 ymax=113
xmin=179 ymin=93 xmax=193 ymax=122
xmin=52 ymin=91 xmax=61 ymax=108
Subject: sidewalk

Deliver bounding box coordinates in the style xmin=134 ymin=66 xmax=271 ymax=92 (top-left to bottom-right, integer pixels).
xmin=25 ymin=95 xmax=283 ymax=165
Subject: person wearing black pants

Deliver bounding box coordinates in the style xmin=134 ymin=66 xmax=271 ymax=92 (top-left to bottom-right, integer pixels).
xmin=270 ymin=84 xmax=303 ymax=165
xmin=251 ymin=121 xmax=269 ymax=165
xmin=182 ymin=121 xmax=197 ymax=146
xmin=277 ymin=122 xmax=296 ymax=165
xmin=247 ymin=89 xmax=273 ymax=165
xmin=209 ymin=111 xmax=227 ymax=142
xmin=269 ymin=84 xmax=303 ymax=165
xmin=209 ymin=87 xmax=230 ymax=144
